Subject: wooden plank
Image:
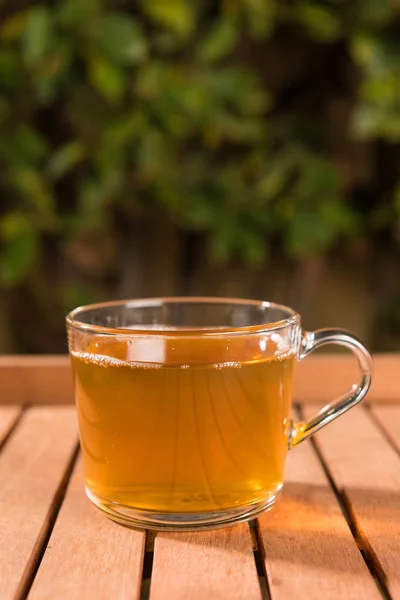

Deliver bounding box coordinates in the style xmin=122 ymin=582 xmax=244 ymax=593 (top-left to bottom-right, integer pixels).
xmin=150 ymin=525 xmax=262 ymax=600
xmin=0 ymin=406 xmax=78 ymax=600
xmin=294 ymin=353 xmax=397 ymax=404
xmin=29 ymin=459 xmax=145 ymax=600
xmin=257 ymin=436 xmax=380 ymax=599
xmin=302 ymin=404 xmax=400 ymax=598
xmin=0 ymin=354 xmax=397 ymax=406
xmin=0 ymin=405 xmax=22 ymax=445
xmin=370 ymin=405 xmax=400 ymax=453
xmin=0 ymin=356 xmax=74 ymax=405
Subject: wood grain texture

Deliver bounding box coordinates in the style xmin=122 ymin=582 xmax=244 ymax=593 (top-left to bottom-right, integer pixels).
xmin=150 ymin=525 xmax=261 ymax=600
xmin=0 ymin=356 xmax=73 ymax=404
xmin=0 ymin=353 xmax=397 ymax=405
xmin=29 ymin=459 xmax=145 ymax=600
xmin=294 ymin=353 xmax=397 ymax=404
xmin=258 ymin=437 xmax=380 ymax=600
xmin=0 ymin=406 xmax=78 ymax=600
xmin=302 ymin=404 xmax=400 ymax=598
xmin=0 ymin=405 xmax=22 ymax=444
xmin=370 ymin=405 xmax=400 ymax=453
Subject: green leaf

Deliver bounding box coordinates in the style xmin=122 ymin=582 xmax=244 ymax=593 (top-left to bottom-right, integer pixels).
xmin=208 ymin=112 xmax=265 ymax=144
xmin=358 ymin=0 xmax=395 ymax=28
xmin=351 ymin=105 xmax=382 ymax=140
xmin=362 ymin=74 xmax=397 ymax=105
xmin=70 ymin=174 xmax=122 ymax=234
xmin=204 ymin=67 xmax=266 ymax=112
xmin=1 ymin=126 xmax=48 ymax=167
xmin=208 ymin=216 xmax=267 ymax=265
xmin=0 ymin=215 xmax=39 ymax=286
xmin=140 ymin=0 xmax=194 ymax=36
xmin=284 ymin=198 xmax=355 ymax=259
xmin=57 ymin=0 xmax=101 ymax=27
xmin=320 ymin=200 xmax=358 ymax=234
xmin=138 ymin=129 xmax=168 ymax=174
xmin=296 ymin=4 xmax=341 ymax=42
xmin=209 ymin=224 xmax=235 ymax=263
xmin=351 ymin=34 xmax=377 ymax=67
xmin=96 ymin=13 xmax=148 ymax=65
xmin=257 ymin=162 xmax=289 ymax=200
xmin=78 ymin=181 xmax=109 ymax=228
xmin=295 ymin=156 xmax=339 ymax=197
xmin=197 ymin=19 xmax=237 ymax=63
xmin=241 ymin=0 xmax=275 ymax=39
xmin=47 ymin=142 xmax=86 ymax=179
xmin=285 ymin=210 xmax=335 ymax=257
xmin=240 ymin=229 xmax=266 ymax=265
xmin=135 ymin=62 xmax=165 ymax=99
xmin=0 ymin=213 xmax=30 ymax=240
xmin=8 ymin=125 xmax=49 ymax=166
xmin=7 ymin=168 xmax=55 ymax=218
xmin=88 ymin=58 xmax=126 ymax=102
xmin=0 ymin=50 xmax=22 ymax=90
xmin=62 ymin=282 xmax=99 ymax=312
xmin=184 ymin=198 xmax=216 ymax=229
xmin=34 ymin=43 xmax=73 ymax=104
xmin=22 ymin=6 xmax=53 ymax=65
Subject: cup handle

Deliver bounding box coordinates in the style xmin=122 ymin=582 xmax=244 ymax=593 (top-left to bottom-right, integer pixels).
xmin=289 ymin=328 xmax=373 ymax=448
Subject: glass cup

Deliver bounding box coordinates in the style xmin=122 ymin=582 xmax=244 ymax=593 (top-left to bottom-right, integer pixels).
xmin=66 ymin=297 xmax=372 ymax=530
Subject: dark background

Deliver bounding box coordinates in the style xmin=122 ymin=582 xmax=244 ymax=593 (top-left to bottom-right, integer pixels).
xmin=1 ymin=0 xmax=400 ymax=353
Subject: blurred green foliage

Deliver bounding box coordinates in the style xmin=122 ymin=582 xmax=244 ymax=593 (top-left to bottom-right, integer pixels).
xmin=1 ymin=0 xmax=400 ymax=334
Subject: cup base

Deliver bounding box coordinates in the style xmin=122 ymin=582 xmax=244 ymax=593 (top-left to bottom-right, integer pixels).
xmin=85 ymin=486 xmax=282 ymax=531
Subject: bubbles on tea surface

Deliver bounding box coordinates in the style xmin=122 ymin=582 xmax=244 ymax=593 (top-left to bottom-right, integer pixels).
xmin=275 ymin=350 xmax=295 ymax=361
xmin=180 ymin=364 xmax=190 ymax=369
xmin=72 ymin=351 xmax=126 ymax=368
xmin=124 ymin=324 xmax=180 ymax=331
xmin=213 ymin=361 xmax=242 ymax=370
xmin=71 ymin=351 xmax=161 ymax=369
xmin=128 ymin=362 xmax=162 ymax=369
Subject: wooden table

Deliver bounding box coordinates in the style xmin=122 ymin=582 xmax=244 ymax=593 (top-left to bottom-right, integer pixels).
xmin=1 ymin=354 xmax=399 ymax=600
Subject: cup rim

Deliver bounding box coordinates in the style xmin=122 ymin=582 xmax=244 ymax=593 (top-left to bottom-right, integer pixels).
xmin=66 ymin=296 xmax=300 ymax=337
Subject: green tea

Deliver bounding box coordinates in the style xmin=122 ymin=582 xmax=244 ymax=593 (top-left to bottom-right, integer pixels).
xmin=72 ymin=336 xmax=295 ymax=513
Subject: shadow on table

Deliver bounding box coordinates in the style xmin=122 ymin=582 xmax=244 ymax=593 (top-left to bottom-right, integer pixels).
xmin=155 ymin=481 xmax=400 ymax=582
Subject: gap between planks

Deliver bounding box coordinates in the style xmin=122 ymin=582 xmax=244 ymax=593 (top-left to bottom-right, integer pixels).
xmin=141 ymin=523 xmax=269 ymax=600
xmin=301 ymin=403 xmax=400 ymax=600
xmin=28 ymin=458 xmax=146 ymax=600
xmin=0 ymin=405 xmax=24 ymax=451
xmin=17 ymin=442 xmax=80 ymax=600
xmin=149 ymin=523 xmax=263 ymax=600
xmin=298 ymin=406 xmax=392 ymax=600
xmin=257 ymin=408 xmax=381 ymax=600
xmin=2 ymin=401 xmax=398 ymax=599
xmin=0 ymin=406 xmax=79 ymax=600
xmin=368 ymin=405 xmax=400 ymax=459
